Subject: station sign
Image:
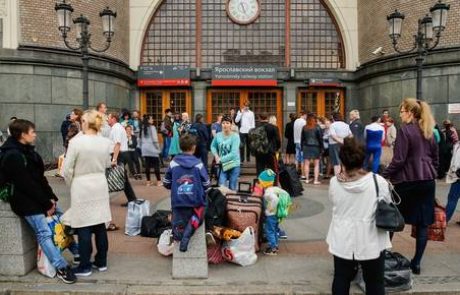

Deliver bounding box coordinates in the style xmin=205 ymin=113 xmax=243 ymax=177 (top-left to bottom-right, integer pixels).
xmin=138 ymin=65 xmax=191 ymax=87
xmin=212 ymin=65 xmax=277 ymax=86
xmin=308 ymin=78 xmax=343 ymax=87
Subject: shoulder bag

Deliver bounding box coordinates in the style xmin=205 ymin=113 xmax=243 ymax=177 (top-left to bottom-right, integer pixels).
xmin=373 ymin=174 xmax=405 ymax=232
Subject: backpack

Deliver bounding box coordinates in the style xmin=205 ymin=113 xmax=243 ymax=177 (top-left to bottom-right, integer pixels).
xmin=249 ymin=126 xmax=270 ymax=155
xmin=205 ymin=188 xmax=227 ymax=230
xmin=0 ymin=150 xmax=24 ymax=202
xmin=276 ymin=188 xmax=292 ymax=221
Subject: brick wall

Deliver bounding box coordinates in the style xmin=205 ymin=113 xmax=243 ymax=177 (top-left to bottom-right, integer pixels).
xmin=358 ymin=0 xmax=459 ymax=64
xmin=19 ymin=0 xmax=129 ymax=64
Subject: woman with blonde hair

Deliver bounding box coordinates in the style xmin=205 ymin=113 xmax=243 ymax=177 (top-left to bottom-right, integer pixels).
xmin=63 ymin=110 xmax=112 ymax=276
xmin=382 ymin=98 xmax=438 ymax=275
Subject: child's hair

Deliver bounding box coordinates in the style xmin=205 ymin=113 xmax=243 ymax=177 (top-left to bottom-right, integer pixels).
xmin=179 ymin=133 xmax=197 ymax=152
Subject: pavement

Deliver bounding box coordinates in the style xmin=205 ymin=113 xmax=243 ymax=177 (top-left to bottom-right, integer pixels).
xmin=2 ymin=168 xmax=460 ymax=294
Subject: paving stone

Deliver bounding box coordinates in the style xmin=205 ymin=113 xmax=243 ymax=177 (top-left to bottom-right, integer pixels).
xmin=172 ymin=224 xmax=208 ymax=279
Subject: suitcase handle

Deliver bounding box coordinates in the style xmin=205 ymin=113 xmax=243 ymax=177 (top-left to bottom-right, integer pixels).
xmin=238 ymin=182 xmax=252 ymax=194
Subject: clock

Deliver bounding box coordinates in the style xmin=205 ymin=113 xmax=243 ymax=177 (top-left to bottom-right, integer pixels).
xmin=226 ymin=0 xmax=260 ymax=25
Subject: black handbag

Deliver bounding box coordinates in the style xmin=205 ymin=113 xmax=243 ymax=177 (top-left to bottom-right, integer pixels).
xmin=373 ymin=174 xmax=405 ymax=232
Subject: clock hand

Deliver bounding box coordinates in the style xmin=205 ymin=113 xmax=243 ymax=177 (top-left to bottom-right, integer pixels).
xmin=239 ymin=2 xmax=247 ymax=14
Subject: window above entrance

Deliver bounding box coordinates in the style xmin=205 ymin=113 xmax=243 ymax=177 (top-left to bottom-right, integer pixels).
xmin=141 ymin=0 xmax=345 ymax=69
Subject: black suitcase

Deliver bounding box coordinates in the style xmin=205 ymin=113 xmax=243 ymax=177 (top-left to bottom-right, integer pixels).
xmin=140 ymin=210 xmax=172 ymax=238
xmin=279 ymin=164 xmax=303 ymax=197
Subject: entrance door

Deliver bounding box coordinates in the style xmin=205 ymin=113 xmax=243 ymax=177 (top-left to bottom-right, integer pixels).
xmin=207 ymin=89 xmax=283 ymax=131
xmin=141 ymin=89 xmax=192 ymax=125
xmin=297 ymin=88 xmax=344 ymax=118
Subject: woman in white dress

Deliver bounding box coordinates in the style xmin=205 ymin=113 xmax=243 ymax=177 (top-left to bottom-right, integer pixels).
xmin=63 ymin=110 xmax=112 ymax=277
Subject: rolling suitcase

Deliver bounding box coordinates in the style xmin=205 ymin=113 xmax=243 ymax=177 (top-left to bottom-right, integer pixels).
xmin=225 ymin=182 xmax=263 ymax=250
xmin=278 ymin=159 xmax=303 ymax=197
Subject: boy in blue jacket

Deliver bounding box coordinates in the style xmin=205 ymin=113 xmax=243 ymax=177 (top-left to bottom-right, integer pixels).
xmin=163 ymin=134 xmax=210 ymax=251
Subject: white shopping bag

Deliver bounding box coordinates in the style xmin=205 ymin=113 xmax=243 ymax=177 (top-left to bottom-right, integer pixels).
xmin=157 ymin=229 xmax=174 ymax=256
xmin=125 ymin=199 xmax=151 ymax=236
xmin=222 ymin=227 xmax=258 ymax=267
xmin=37 ymin=245 xmax=56 ymax=278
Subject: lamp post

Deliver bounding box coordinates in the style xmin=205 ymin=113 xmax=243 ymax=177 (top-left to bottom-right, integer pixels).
xmin=55 ymin=1 xmax=116 ymax=110
xmin=386 ymin=0 xmax=450 ymax=100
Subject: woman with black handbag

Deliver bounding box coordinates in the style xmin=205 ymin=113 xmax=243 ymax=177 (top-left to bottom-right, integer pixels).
xmin=327 ymin=138 xmax=391 ymax=295
xmin=382 ymin=98 xmax=438 ymax=275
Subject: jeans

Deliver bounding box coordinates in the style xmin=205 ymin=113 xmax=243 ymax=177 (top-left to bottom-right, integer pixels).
xmin=239 ymin=133 xmax=251 ymax=162
xmin=24 ymin=213 xmax=69 ymax=270
xmin=264 ymin=215 xmax=279 ymax=249
xmin=364 ymin=146 xmax=382 ymax=173
xmin=332 ymin=253 xmax=385 ymax=295
xmin=295 ymin=143 xmax=303 ymax=163
xmin=162 ymin=135 xmax=171 ymax=160
xmin=77 ymin=223 xmax=108 ymax=270
xmin=219 ymin=166 xmax=240 ymax=191
xmin=446 ymin=180 xmax=460 ymax=222
xmin=119 ymin=152 xmax=137 ymax=202
xmin=144 ymin=156 xmax=161 ymax=181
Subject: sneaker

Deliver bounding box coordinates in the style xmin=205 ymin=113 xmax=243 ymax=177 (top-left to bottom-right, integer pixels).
xmin=72 ymin=266 xmax=92 ymax=277
xmin=72 ymin=254 xmax=80 ymax=265
xmin=278 ymin=230 xmax=288 ymax=240
xmin=205 ymin=232 xmax=216 ymax=246
xmin=300 ymin=176 xmax=307 ymax=180
xmin=92 ymin=263 xmax=108 ymax=272
xmin=56 ymin=266 xmax=77 ymax=284
xmin=263 ymin=247 xmax=278 ymax=256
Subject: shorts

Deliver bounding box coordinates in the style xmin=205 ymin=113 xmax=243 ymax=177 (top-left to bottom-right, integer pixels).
xmin=329 ymin=144 xmax=341 ymax=166
xmin=295 ymin=143 xmax=303 ymax=163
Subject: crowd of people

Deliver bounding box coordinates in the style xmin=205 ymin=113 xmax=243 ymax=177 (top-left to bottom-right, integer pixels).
xmin=2 ymin=97 xmax=460 ymax=294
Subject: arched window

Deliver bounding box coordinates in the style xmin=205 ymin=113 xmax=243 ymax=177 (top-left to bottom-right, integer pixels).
xmin=141 ymin=0 xmax=344 ymax=69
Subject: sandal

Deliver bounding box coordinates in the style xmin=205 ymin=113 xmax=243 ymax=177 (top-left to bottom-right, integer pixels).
xmin=107 ymin=223 xmax=119 ymax=231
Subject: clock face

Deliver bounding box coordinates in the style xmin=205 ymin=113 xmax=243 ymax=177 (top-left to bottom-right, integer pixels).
xmin=226 ymin=0 xmax=260 ymax=25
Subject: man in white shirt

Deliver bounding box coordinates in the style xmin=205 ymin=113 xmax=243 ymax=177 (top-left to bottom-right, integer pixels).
xmin=293 ymin=111 xmax=307 ymax=179
xmin=108 ymin=112 xmax=137 ymax=206
xmin=97 ymin=102 xmax=111 ymax=139
xmin=235 ymin=101 xmax=255 ymax=162
xmin=329 ymin=112 xmax=353 ymax=175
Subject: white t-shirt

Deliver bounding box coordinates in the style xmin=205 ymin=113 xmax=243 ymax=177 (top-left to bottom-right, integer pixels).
xmin=235 ymin=109 xmax=255 ymax=134
xmin=329 ymin=121 xmax=352 ymax=145
xmin=109 ymin=122 xmax=128 ymax=152
xmin=293 ymin=118 xmax=306 ymax=144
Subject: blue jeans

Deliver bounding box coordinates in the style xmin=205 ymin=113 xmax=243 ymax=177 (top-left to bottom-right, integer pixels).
xmin=446 ymin=180 xmax=460 ymax=222
xmin=77 ymin=223 xmax=108 ymax=270
xmin=24 ymin=212 xmax=69 ymax=270
xmin=264 ymin=215 xmax=279 ymax=248
xmin=218 ymin=166 xmax=240 ymax=191
xmin=162 ymin=135 xmax=171 ymax=160
xmin=364 ymin=146 xmax=382 ymax=173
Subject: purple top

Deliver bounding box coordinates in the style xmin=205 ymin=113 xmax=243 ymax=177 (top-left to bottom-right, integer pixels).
xmin=382 ymin=121 xmax=438 ymax=184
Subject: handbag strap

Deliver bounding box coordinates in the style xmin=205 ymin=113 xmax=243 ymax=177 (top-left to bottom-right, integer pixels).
xmin=372 ymin=173 xmax=379 ymax=199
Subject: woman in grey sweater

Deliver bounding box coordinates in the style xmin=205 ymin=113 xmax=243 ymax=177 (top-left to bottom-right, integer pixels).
xmin=139 ymin=115 xmax=162 ymax=186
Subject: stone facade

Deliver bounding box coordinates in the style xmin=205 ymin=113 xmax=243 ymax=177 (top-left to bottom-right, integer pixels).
xmin=358 ymin=0 xmax=460 ymax=64
xmin=19 ymin=0 xmax=129 ymax=64
xmin=0 ymin=48 xmax=136 ymax=162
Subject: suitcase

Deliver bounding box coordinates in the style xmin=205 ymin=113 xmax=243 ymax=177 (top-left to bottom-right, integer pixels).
xmin=225 ymin=190 xmax=263 ymax=251
xmin=279 ymin=163 xmax=303 ymax=197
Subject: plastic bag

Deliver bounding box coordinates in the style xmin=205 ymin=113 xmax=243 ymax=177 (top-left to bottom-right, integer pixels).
xmin=222 ymin=227 xmax=257 ymax=267
xmin=125 ymin=199 xmax=151 ymax=236
xmin=37 ymin=245 xmax=56 ymax=278
xmin=157 ymin=229 xmax=174 ymax=256
xmin=355 ymin=251 xmax=412 ymax=293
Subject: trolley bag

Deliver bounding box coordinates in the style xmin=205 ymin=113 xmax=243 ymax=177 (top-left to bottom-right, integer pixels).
xmin=225 ymin=193 xmax=263 ymax=251
xmin=278 ymin=159 xmax=303 ymax=197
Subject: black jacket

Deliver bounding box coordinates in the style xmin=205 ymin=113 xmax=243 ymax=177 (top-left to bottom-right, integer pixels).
xmin=0 ymin=137 xmax=57 ymax=217
xmin=261 ymin=122 xmax=281 ymax=154
xmin=349 ymin=119 xmax=365 ymax=144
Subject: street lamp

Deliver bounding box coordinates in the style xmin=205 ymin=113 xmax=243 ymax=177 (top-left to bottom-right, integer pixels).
xmin=386 ymin=0 xmax=449 ymax=100
xmin=55 ymin=1 xmax=116 ymax=110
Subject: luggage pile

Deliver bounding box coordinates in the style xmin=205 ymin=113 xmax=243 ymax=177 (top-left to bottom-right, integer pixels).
xmin=204 ymin=182 xmax=265 ymax=267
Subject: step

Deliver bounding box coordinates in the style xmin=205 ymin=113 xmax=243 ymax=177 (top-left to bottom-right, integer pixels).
xmin=172 ymin=224 xmax=208 ymax=279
